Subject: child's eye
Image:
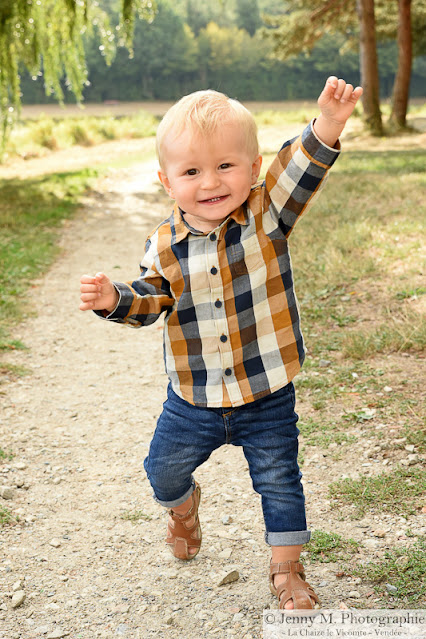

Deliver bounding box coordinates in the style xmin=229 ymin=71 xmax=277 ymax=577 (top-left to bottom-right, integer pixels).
xmin=219 ymin=163 xmax=232 ymax=170
xmin=185 ymin=168 xmax=198 ymax=176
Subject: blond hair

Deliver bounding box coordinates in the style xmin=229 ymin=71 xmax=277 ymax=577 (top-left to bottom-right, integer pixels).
xmin=156 ymin=90 xmax=259 ymax=169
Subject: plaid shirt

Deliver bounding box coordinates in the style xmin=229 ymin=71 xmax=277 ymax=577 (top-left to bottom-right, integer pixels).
xmin=101 ymin=121 xmax=340 ymax=407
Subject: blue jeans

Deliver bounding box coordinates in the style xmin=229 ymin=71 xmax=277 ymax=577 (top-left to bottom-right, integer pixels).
xmin=143 ymin=382 xmax=310 ymax=546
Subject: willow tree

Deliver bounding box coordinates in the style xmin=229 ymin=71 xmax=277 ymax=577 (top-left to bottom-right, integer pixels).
xmin=0 ymin=0 xmax=155 ymax=153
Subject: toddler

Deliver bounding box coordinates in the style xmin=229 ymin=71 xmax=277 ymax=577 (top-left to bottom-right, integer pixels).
xmin=80 ymin=76 xmax=362 ymax=610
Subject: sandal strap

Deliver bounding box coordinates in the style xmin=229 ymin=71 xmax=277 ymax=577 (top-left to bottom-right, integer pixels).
xmin=270 ymin=560 xmax=320 ymax=610
xmin=166 ymin=483 xmax=202 ymax=560
xmin=270 ymin=561 xmax=305 ymax=579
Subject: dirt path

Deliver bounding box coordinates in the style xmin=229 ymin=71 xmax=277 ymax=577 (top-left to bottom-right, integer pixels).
xmin=0 ymin=131 xmax=424 ymax=639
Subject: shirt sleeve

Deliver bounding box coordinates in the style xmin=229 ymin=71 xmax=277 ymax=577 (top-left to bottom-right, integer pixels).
xmin=264 ymin=119 xmax=341 ymax=238
xmin=94 ymin=239 xmax=175 ymax=327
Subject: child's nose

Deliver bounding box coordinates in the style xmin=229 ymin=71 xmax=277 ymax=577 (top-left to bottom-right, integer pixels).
xmin=201 ymin=171 xmax=220 ymax=190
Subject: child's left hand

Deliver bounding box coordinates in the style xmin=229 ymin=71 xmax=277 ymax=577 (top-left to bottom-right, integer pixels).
xmin=318 ymin=76 xmax=363 ymax=125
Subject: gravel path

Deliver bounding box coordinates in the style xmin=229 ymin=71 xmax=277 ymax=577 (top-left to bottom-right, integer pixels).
xmin=1 ymin=146 xmax=424 ymax=639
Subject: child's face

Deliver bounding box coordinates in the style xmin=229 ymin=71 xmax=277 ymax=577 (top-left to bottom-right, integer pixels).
xmin=158 ymin=122 xmax=262 ymax=233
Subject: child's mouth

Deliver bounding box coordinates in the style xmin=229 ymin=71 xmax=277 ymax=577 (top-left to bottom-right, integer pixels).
xmin=200 ymin=195 xmax=228 ymax=204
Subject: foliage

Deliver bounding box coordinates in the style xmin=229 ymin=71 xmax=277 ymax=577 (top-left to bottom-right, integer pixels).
xmin=262 ymin=0 xmax=426 ymax=58
xmin=352 ymin=537 xmax=426 ymax=605
xmin=0 ymin=169 xmax=99 ymax=349
xmin=329 ymin=467 xmax=425 ymax=517
xmin=0 ymin=0 xmax=156 ymax=153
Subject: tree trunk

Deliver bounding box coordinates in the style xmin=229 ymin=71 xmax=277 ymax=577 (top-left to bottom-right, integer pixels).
xmin=389 ymin=0 xmax=412 ymax=129
xmin=356 ymin=0 xmax=383 ymax=136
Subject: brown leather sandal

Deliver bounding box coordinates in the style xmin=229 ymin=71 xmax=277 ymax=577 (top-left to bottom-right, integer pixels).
xmin=166 ymin=482 xmax=202 ymax=560
xmin=269 ymin=560 xmax=320 ymax=610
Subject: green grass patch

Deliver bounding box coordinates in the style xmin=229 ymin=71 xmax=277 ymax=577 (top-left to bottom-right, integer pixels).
xmin=305 ymin=530 xmax=360 ymax=563
xmin=299 ymin=417 xmax=357 ymax=448
xmin=7 ymin=111 xmax=159 ymax=159
xmin=0 ymin=504 xmax=17 ymax=526
xmin=341 ymin=311 xmax=426 ymax=359
xmin=329 ymin=467 xmax=425 ymax=518
xmin=254 ymin=108 xmax=318 ymax=127
xmin=0 ymin=169 xmax=99 ymax=349
xmin=0 ymin=447 xmax=14 ymax=461
xmin=333 ymin=149 xmax=426 ymax=176
xmin=353 ymin=537 xmax=426 ymax=606
xmin=121 ymin=510 xmax=152 ymax=523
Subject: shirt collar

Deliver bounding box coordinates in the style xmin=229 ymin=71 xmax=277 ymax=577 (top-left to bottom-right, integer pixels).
xmin=171 ymin=201 xmax=249 ymax=245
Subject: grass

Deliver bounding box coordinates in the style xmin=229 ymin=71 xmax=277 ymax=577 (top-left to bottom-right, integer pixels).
xmin=121 ymin=510 xmax=152 ymax=523
xmin=6 ymin=111 xmax=159 ymax=160
xmin=329 ymin=466 xmax=426 ymax=518
xmin=0 ymin=504 xmax=17 ymax=526
xmin=352 ymin=537 xmax=426 ymax=605
xmin=305 ymin=530 xmax=360 ymax=563
xmin=0 ymin=169 xmax=99 ymax=353
xmin=299 ymin=417 xmax=357 ymax=448
xmin=0 ymin=447 xmax=14 ymax=461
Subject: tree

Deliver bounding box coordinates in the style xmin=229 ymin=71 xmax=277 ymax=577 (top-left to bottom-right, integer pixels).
xmin=262 ymin=0 xmax=426 ymax=134
xmin=235 ymin=0 xmax=261 ymax=36
xmin=0 ymin=0 xmax=155 ymax=152
xmin=357 ymin=0 xmax=383 ymax=135
xmin=389 ymin=0 xmax=412 ymax=128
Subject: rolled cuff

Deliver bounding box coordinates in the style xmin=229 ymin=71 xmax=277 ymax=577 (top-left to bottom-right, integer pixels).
xmin=265 ymin=530 xmax=311 ymax=546
xmin=151 ymin=480 xmax=196 ymax=508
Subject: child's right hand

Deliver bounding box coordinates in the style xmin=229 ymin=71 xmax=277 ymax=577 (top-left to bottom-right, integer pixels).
xmin=79 ymin=272 xmax=118 ymax=313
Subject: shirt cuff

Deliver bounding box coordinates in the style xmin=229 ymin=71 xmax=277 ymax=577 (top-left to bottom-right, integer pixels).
xmin=303 ymin=118 xmax=341 ymax=167
xmin=93 ymin=282 xmax=132 ymax=321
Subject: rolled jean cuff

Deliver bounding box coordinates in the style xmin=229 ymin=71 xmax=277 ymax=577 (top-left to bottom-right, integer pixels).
xmin=265 ymin=530 xmax=311 ymax=546
xmin=152 ymin=478 xmax=195 ymax=508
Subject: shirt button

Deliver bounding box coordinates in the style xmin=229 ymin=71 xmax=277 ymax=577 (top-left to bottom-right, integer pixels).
xmin=210 ymin=233 xmax=217 ymax=241
xmin=225 ymin=368 xmax=232 ymax=376
xmin=220 ymin=334 xmax=228 ymax=343
xmin=215 ymin=300 xmax=222 ymax=308
xmin=210 ymin=267 xmax=218 ymax=275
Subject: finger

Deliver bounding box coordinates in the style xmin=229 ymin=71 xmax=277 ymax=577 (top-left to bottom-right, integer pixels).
xmin=80 ymin=283 xmax=99 ymax=294
xmin=79 ymin=301 xmax=95 ymax=311
xmin=327 ymin=75 xmax=338 ymax=90
xmin=339 ymin=84 xmax=353 ymax=103
xmin=320 ymin=76 xmax=338 ymax=99
xmin=350 ymin=86 xmax=364 ymax=102
xmin=81 ymin=274 xmax=97 ymax=285
xmin=95 ymin=272 xmax=109 ymax=284
xmin=80 ymin=292 xmax=100 ymax=302
xmin=334 ymin=78 xmax=347 ymax=101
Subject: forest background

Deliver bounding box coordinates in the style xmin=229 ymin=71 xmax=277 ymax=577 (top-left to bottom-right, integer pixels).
xmin=19 ymin=0 xmax=426 ymax=105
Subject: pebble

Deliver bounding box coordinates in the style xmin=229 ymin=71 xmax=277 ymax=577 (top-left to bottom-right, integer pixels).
xmin=319 ymin=359 xmax=331 ymax=367
xmin=363 ymin=539 xmax=380 ymax=549
xmin=35 ymin=626 xmax=50 ymax=635
xmin=11 ymin=590 xmax=26 ymax=609
xmin=12 ymin=580 xmax=23 ymax=592
xmin=115 ymin=625 xmax=129 ymax=636
xmin=386 ymin=584 xmax=398 ymax=594
xmin=15 ymin=462 xmax=27 ymax=470
xmin=46 ymin=629 xmax=68 ymax=639
xmin=0 ymin=486 xmax=15 ymax=500
xmin=372 ymin=529 xmax=386 ymax=538
xmin=348 ymin=591 xmax=361 ymax=598
xmin=49 ymin=538 xmax=62 ymax=548
xmin=217 ymin=570 xmax=240 ymax=586
xmin=218 ymin=548 xmax=232 ymax=560
xmin=222 ymin=515 xmax=233 ymax=525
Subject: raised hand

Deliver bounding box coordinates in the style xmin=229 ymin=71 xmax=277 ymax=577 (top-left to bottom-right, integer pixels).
xmin=313 ymin=76 xmax=363 ymax=148
xmin=80 ymin=272 xmax=118 ymax=313
xmin=318 ymin=76 xmax=363 ymax=125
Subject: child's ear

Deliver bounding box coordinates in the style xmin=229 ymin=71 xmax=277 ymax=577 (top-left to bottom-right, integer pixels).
xmin=251 ymin=155 xmax=262 ymax=184
xmin=158 ymin=170 xmax=174 ymax=199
